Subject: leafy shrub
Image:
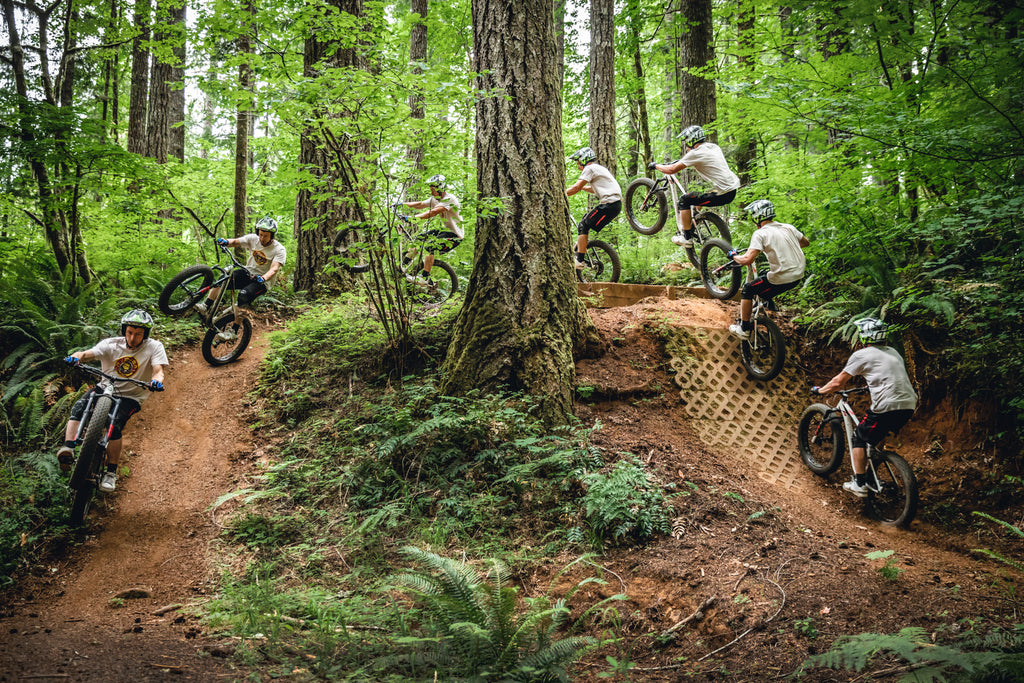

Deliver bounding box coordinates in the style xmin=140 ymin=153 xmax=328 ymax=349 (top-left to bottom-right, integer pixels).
xmin=579 ymin=456 xmax=673 ymax=548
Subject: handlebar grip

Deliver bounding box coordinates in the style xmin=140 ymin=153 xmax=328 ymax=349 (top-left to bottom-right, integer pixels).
xmin=647 ymin=162 xmax=658 ymax=170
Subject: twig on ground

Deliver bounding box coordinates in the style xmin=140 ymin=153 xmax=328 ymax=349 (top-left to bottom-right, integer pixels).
xmin=660 ymin=596 xmax=716 ymax=638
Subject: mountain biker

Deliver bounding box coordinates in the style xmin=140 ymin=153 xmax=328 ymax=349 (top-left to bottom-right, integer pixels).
xmin=396 ymin=174 xmax=463 ymax=285
xmin=812 ymin=318 xmax=918 ymax=497
xmin=196 ymin=216 xmax=287 ymax=317
xmin=649 ymin=124 xmax=740 ymax=247
xmin=565 ymin=146 xmax=622 ymax=270
xmin=727 ymin=199 xmax=809 ymax=340
xmin=57 ymin=310 xmax=168 ymax=493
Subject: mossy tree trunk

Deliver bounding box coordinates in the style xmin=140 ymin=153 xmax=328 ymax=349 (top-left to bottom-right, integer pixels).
xmin=441 ymin=0 xmax=599 ymax=427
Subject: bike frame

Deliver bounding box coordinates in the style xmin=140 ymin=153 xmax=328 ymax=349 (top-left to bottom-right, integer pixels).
xmin=829 ymin=389 xmax=886 ymax=492
xmin=196 ymin=245 xmax=251 ymax=331
xmin=643 ymin=172 xmax=719 ymax=229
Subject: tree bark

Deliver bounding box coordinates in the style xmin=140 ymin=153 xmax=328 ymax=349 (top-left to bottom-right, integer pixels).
xmin=678 ymin=0 xmax=716 ymax=138
xmin=441 ymin=0 xmax=599 ymax=426
xmin=146 ymin=0 xmax=173 ymax=162
xmin=234 ymin=0 xmax=254 ymax=239
xmin=405 ymin=0 xmax=427 ymax=174
xmin=168 ymin=0 xmax=186 ymax=162
xmin=588 ymin=0 xmax=616 ymax=175
xmin=127 ymin=0 xmax=150 ymax=156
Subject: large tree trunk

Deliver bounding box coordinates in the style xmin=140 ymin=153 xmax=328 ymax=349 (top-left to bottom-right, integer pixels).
xmin=588 ymin=0 xmax=616 ymax=175
xmin=678 ymin=0 xmax=716 ymax=139
xmin=405 ymin=0 xmax=427 ymax=174
xmin=127 ymin=0 xmax=150 ymax=155
xmin=233 ymin=0 xmax=254 ymax=239
xmin=292 ymin=0 xmax=367 ymax=293
xmin=441 ymin=0 xmax=599 ymax=426
xmin=624 ymin=0 xmax=651 ymax=177
xmin=145 ymin=0 xmax=172 ymax=162
xmin=168 ymin=0 xmax=186 ymax=162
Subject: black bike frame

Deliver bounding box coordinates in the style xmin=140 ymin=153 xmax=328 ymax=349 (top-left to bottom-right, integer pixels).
xmin=73 ymin=388 xmax=129 ymax=453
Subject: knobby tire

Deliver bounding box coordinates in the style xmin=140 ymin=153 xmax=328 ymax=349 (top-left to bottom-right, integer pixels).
xmin=158 ymin=265 xmax=216 ymax=316
xmin=202 ymin=312 xmax=252 ymax=365
xmin=624 ymin=178 xmax=668 ymax=235
xmin=685 ymin=212 xmax=731 ymax=269
xmin=411 ymin=260 xmax=458 ymax=307
xmin=699 ymin=238 xmax=741 ymax=300
xmin=576 ymin=240 xmax=621 ymax=283
xmin=69 ymin=395 xmax=112 ymax=526
xmin=869 ymin=451 xmax=918 ymax=528
xmin=741 ymin=314 xmax=786 ymax=381
xmin=332 ymin=226 xmax=371 ymax=274
xmin=797 ymin=404 xmax=844 ymax=475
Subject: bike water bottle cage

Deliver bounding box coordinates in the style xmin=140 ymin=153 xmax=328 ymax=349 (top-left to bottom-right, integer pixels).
xmin=569 ymin=147 xmax=596 ymax=165
xmin=854 ymin=317 xmax=888 ymax=344
xmin=743 ymin=199 xmax=775 ymax=223
xmin=120 ymin=309 xmax=154 ymax=339
xmin=679 ymin=125 xmax=706 ymax=147
xmin=255 ymin=216 xmax=279 ymax=235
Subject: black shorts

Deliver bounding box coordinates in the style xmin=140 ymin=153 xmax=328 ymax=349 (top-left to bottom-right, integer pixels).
xmin=577 ymin=200 xmax=622 ymax=236
xmin=230 ymin=269 xmax=268 ymax=305
xmin=741 ymin=270 xmax=801 ymax=302
xmin=853 ymin=409 xmax=914 ymax=448
xmin=418 ymin=228 xmax=461 ymax=255
xmin=69 ymin=387 xmax=140 ymax=441
xmin=677 ymin=188 xmax=736 ymax=211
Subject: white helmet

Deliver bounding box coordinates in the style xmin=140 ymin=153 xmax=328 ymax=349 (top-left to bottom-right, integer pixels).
xmin=679 ymin=125 xmax=706 ymax=147
xmin=854 ymin=317 xmax=889 ymax=344
xmin=743 ymin=199 xmax=776 ymax=223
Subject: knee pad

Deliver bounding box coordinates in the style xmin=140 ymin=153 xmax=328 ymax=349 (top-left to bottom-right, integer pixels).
xmin=237 ymin=288 xmax=254 ymax=306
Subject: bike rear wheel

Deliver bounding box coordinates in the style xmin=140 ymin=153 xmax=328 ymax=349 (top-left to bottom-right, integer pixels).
xmin=69 ymin=395 xmax=112 ymax=525
xmin=699 ymin=238 xmax=741 ymax=300
xmin=407 ymin=260 xmax=458 ymax=307
xmin=624 ymin=178 xmax=668 ymax=235
xmin=158 ymin=265 xmax=216 ymax=316
xmin=576 ymin=240 xmax=621 ymax=283
xmin=202 ymin=312 xmax=252 ymax=365
xmin=741 ymin=314 xmax=786 ymax=381
xmin=797 ymin=403 xmax=844 ymax=475
xmin=869 ymin=451 xmax=918 ymax=528
xmin=331 ymin=225 xmax=371 ymax=273
xmin=685 ymin=212 xmax=731 ymax=269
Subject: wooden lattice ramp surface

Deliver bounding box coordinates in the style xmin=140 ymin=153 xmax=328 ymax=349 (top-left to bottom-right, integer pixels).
xmin=666 ymin=326 xmax=809 ymax=490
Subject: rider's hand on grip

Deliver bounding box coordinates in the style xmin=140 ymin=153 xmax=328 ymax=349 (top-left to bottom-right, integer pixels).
xmin=64 ymin=355 xmax=80 ymax=366
xmin=391 ymin=202 xmax=403 ymax=210
xmin=647 ymin=162 xmax=658 ymax=170
xmin=255 ymin=275 xmax=265 ymax=284
xmin=216 ymin=238 xmax=229 ymax=246
xmin=810 ymin=386 xmax=821 ymax=395
xmin=728 ymin=249 xmax=739 ymax=259
xmin=149 ymin=380 xmax=164 ymax=392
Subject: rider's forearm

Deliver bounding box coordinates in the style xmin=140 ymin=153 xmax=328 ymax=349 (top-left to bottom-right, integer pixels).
xmin=656 ymin=161 xmax=685 ymax=174
xmin=151 ymin=365 xmax=166 ymax=384
xmin=818 ymin=372 xmax=851 ymax=394
xmin=74 ymin=350 xmax=95 ymax=362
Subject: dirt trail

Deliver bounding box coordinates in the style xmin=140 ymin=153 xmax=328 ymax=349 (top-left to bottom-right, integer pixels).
xmin=0 ymin=329 xmax=272 ymax=682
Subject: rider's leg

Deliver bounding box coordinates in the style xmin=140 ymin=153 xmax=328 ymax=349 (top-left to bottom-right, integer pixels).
xmin=851 ymin=447 xmax=868 ymax=476
xmin=680 ymin=208 xmax=692 ymax=234
xmin=105 ymin=438 xmax=123 ymax=467
xmin=423 ymin=252 xmax=435 ymax=276
xmin=740 ymin=298 xmax=752 ymax=324
xmin=576 ymin=234 xmax=589 ymax=255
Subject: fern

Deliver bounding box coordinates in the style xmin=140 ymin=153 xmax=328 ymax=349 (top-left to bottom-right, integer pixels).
xmin=971 ymin=510 xmax=1024 ymax=574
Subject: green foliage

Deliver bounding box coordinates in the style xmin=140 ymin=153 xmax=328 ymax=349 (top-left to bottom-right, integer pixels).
xmin=793 ymin=618 xmax=818 ymax=640
xmin=386 ymin=546 xmax=597 ymax=681
xmin=971 ymin=482 xmax=1024 ymax=575
xmin=799 ymin=626 xmax=1024 ymax=682
xmin=579 ymin=456 xmax=674 ymax=548
xmin=866 ymin=550 xmax=904 ymax=582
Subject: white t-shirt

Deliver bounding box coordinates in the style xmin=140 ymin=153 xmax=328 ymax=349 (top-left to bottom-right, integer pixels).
xmin=238 ymin=234 xmax=287 ymax=288
xmin=579 ymin=163 xmax=622 ymax=204
xmin=89 ymin=337 xmax=169 ymax=403
xmin=843 ymin=345 xmax=918 ymax=413
xmin=426 ymin=193 xmax=464 ymax=238
xmin=748 ymin=221 xmax=806 ymax=284
xmin=679 ymin=143 xmax=741 ymax=194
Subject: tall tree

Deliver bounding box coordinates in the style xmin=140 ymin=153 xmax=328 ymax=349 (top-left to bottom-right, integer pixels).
xmin=233 ymin=0 xmax=254 ymax=239
xmin=588 ymin=0 xmax=616 ymax=174
xmin=678 ymin=0 xmax=716 ymax=140
xmin=442 ymin=0 xmax=599 ymax=426
xmin=126 ymin=0 xmax=150 ymax=156
xmin=405 ymin=0 xmax=427 ymax=173
xmin=623 ymin=0 xmax=651 ymax=177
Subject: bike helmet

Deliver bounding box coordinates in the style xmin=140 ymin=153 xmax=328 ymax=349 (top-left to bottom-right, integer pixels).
xmin=679 ymin=124 xmax=706 ymax=147
xmin=569 ymin=146 xmax=596 ymax=165
xmin=427 ymin=174 xmax=447 ymax=192
xmin=743 ymin=199 xmax=776 ymax=223
xmin=854 ymin=317 xmax=889 ymax=344
xmin=255 ymin=216 xmax=279 ymax=235
xmin=121 ymin=309 xmax=154 ymax=339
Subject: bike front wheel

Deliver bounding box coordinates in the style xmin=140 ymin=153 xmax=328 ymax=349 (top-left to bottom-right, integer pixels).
xmin=699 ymin=238 xmax=741 ymax=300
xmin=408 ymin=260 xmax=458 ymax=307
xmin=624 ymin=178 xmax=668 ymax=235
xmin=158 ymin=265 xmax=215 ymax=316
xmin=331 ymin=225 xmax=371 ymax=273
xmin=685 ymin=212 xmax=731 ymax=269
xmin=69 ymin=395 xmax=112 ymax=525
xmin=797 ymin=403 xmax=844 ymax=475
xmin=202 ymin=312 xmax=253 ymax=365
xmin=740 ymin=314 xmax=786 ymax=381
xmin=576 ymin=240 xmax=621 ymax=284
xmin=869 ymin=451 xmax=918 ymax=528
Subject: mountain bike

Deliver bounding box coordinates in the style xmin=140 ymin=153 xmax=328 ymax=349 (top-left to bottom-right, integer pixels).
xmin=158 ymin=243 xmax=254 ymax=365
xmin=332 ymin=213 xmax=458 ymax=306
xmin=623 ymin=166 xmax=731 ymax=268
xmin=569 ymin=211 xmax=621 ymax=284
xmin=698 ymin=238 xmax=786 ymax=382
xmin=66 ymin=364 xmax=157 ymax=526
xmin=798 ymin=387 xmax=918 ymax=528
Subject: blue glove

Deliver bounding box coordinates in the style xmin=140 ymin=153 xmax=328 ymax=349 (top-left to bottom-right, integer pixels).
xmin=391 ymin=202 xmax=404 ymax=210
xmin=64 ymin=355 xmax=80 ymax=366
xmin=728 ymin=249 xmax=739 ymax=259
xmin=216 ymin=237 xmax=229 ymax=246
xmin=149 ymin=380 xmax=164 ymax=392
xmin=255 ymin=275 xmax=265 ymax=284
xmin=647 ymin=162 xmax=658 ymax=170
xmin=810 ymin=386 xmax=821 ymax=395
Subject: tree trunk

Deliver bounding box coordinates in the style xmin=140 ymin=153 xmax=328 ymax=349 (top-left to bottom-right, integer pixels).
xmin=168 ymin=0 xmax=186 ymax=162
xmin=734 ymin=0 xmax=757 ymax=185
xmin=405 ymin=0 xmax=427 ymax=174
xmin=442 ymin=0 xmax=600 ymax=426
xmin=678 ymin=0 xmax=716 ymax=137
xmin=234 ymin=0 xmax=254 ymax=239
xmin=292 ymin=0 xmax=367 ymax=293
xmin=127 ymin=0 xmax=150 ymax=155
xmin=624 ymin=0 xmax=651 ymax=177
xmin=588 ymin=0 xmax=616 ymax=175
xmin=146 ymin=0 xmax=171 ymax=163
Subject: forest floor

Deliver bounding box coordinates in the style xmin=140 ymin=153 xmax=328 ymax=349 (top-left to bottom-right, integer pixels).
xmin=1 ymin=294 xmax=1022 ymax=682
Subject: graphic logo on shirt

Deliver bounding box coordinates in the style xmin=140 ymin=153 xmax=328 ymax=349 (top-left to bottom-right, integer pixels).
xmin=115 ymin=356 xmax=140 ymax=378
xmin=252 ymin=250 xmax=268 ymax=266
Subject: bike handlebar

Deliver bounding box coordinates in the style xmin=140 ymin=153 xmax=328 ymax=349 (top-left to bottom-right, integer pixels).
xmin=75 ymin=364 xmax=160 ymax=391
xmin=811 ymin=385 xmax=869 ymax=398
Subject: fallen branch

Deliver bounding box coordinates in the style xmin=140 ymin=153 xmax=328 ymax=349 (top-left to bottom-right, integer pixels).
xmin=660 ymin=596 xmax=716 ymax=638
